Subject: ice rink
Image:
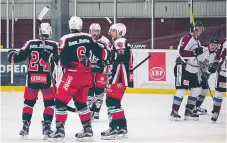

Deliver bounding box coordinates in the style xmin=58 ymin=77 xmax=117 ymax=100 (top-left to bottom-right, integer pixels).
xmin=1 ymin=92 xmax=226 ymax=142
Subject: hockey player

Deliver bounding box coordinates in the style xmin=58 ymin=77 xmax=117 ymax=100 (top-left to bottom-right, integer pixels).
xmin=87 ymin=23 xmax=111 ymax=120
xmin=49 ymin=16 xmax=110 ymax=142
xmin=195 ymin=36 xmax=220 ymax=115
xmin=210 ymin=38 xmax=226 ymax=123
xmin=7 ymin=23 xmax=58 ymax=139
xmin=170 ymin=21 xmax=204 ymax=121
xmin=101 ymin=23 xmax=133 ymax=140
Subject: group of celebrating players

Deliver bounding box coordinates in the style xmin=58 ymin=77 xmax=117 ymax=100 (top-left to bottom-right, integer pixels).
xmin=7 ymin=16 xmax=133 ymax=142
xmin=7 ymin=15 xmax=226 ymax=142
xmin=170 ymin=21 xmax=226 ymax=123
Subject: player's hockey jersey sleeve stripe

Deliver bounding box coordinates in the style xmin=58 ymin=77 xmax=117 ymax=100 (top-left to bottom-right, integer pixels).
xmin=102 ymin=49 xmax=108 ymax=60
xmin=215 ymin=39 xmax=227 ymax=61
xmin=178 ymin=35 xmax=195 ymax=57
xmin=46 ymin=40 xmax=58 ymax=45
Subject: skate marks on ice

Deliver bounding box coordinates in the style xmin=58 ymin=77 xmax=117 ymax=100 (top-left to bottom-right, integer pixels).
xmin=1 ymin=92 xmax=226 ymax=142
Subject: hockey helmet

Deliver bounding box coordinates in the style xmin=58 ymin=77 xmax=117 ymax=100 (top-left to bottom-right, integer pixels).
xmin=39 ymin=23 xmax=52 ymax=39
xmin=209 ymin=36 xmax=220 ymax=44
xmin=208 ymin=36 xmax=220 ymax=51
xmin=108 ymin=23 xmax=126 ymax=37
xmin=189 ymin=21 xmax=204 ymax=33
xmin=69 ymin=16 xmax=83 ymax=32
xmin=89 ymin=23 xmax=101 ymax=39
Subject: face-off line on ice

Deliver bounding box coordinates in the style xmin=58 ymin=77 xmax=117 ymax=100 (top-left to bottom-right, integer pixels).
xmin=2 ymin=1 xmax=226 ymax=143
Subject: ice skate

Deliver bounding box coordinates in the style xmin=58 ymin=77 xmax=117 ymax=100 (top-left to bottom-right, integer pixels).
xmin=42 ymin=120 xmax=53 ymax=140
xmin=170 ymin=109 xmax=181 ymax=121
xmin=19 ymin=120 xmax=31 ymax=140
xmin=184 ymin=108 xmax=199 ymax=121
xmin=211 ymin=112 xmax=219 ymax=123
xmin=48 ymin=126 xmax=65 ymax=143
xmin=117 ymin=127 xmax=128 ymax=139
xmin=101 ymin=127 xmax=118 ymax=140
xmin=196 ymin=107 xmax=207 ymax=115
xmin=75 ymin=127 xmax=94 ymax=142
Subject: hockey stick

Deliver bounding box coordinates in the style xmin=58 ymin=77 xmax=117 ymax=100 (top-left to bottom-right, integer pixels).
xmin=188 ymin=1 xmax=214 ymax=98
xmin=38 ymin=7 xmax=77 ymax=112
xmin=133 ymin=55 xmax=151 ymax=71
xmin=38 ymin=6 xmax=49 ymax=22
xmin=10 ymin=0 xmax=15 ymax=84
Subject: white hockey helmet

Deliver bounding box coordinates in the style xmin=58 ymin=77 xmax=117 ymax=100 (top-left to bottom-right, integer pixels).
xmin=89 ymin=23 xmax=101 ymax=39
xmin=39 ymin=22 xmax=52 ymax=39
xmin=89 ymin=23 xmax=101 ymax=33
xmin=108 ymin=23 xmax=126 ymax=37
xmin=69 ymin=16 xmax=83 ymax=32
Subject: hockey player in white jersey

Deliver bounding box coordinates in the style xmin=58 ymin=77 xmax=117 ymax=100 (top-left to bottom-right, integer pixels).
xmin=194 ymin=36 xmax=220 ymax=115
xmin=87 ymin=23 xmax=111 ymax=120
xmin=210 ymin=38 xmax=226 ymax=123
xmin=170 ymin=21 xmax=204 ymax=121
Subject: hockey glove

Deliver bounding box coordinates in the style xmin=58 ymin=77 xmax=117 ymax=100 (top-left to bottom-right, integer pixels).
xmin=201 ymin=72 xmax=210 ymax=82
xmin=208 ymin=62 xmax=219 ymax=74
xmin=193 ymin=47 xmax=203 ymax=56
xmin=96 ymin=60 xmax=106 ymax=68
xmin=7 ymin=49 xmax=17 ymax=63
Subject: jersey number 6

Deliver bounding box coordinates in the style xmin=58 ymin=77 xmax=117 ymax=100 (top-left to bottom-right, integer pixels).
xmin=77 ymin=46 xmax=86 ymax=60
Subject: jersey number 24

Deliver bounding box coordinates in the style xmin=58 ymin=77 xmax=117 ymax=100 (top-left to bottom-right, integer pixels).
xmin=28 ymin=51 xmax=49 ymax=72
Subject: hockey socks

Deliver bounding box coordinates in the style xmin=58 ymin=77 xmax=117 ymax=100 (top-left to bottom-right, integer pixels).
xmin=55 ymin=99 xmax=68 ymax=127
xmin=43 ymin=99 xmax=55 ymax=122
xmin=22 ymin=99 xmax=36 ymax=121
xmin=106 ymin=98 xmax=127 ymax=129
xmin=171 ymin=89 xmax=186 ymax=112
xmin=196 ymin=89 xmax=208 ymax=107
xmin=196 ymin=94 xmax=206 ymax=107
xmin=186 ymin=96 xmax=197 ymax=110
xmin=212 ymin=91 xmax=223 ymax=113
xmin=172 ymin=96 xmax=183 ymax=111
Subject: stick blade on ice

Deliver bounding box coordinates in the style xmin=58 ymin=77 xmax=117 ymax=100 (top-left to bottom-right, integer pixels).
xmin=38 ymin=6 xmax=50 ymax=21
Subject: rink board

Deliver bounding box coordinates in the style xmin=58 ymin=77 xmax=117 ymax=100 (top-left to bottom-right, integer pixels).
xmin=0 ymin=86 xmax=224 ymax=96
xmin=0 ymin=49 xmax=226 ymax=96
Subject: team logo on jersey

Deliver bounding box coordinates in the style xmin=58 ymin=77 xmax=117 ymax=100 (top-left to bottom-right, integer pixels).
xmin=148 ymin=52 xmax=166 ymax=81
xmin=30 ymin=73 xmax=47 ymax=84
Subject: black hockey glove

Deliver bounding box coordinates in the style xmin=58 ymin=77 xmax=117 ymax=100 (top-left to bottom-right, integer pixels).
xmin=7 ymin=49 xmax=17 ymax=63
xmin=96 ymin=59 xmax=107 ymax=68
xmin=208 ymin=62 xmax=219 ymax=74
xmin=193 ymin=47 xmax=203 ymax=56
xmin=201 ymin=72 xmax=210 ymax=82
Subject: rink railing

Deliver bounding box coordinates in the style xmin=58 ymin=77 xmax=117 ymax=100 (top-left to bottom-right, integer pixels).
xmin=0 ymin=49 xmax=226 ymax=96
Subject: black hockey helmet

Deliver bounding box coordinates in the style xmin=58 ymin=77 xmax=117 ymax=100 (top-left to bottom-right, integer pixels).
xmin=189 ymin=21 xmax=204 ymax=32
xmin=208 ymin=36 xmax=220 ymax=44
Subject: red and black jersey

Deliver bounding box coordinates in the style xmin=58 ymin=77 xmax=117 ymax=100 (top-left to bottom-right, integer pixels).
xmin=9 ymin=39 xmax=58 ymax=89
xmin=110 ymin=37 xmax=134 ymax=87
xmin=58 ymin=32 xmax=109 ymax=72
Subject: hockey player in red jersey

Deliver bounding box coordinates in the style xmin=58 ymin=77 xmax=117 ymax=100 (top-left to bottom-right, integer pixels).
xmin=87 ymin=23 xmax=111 ymax=120
xmin=101 ymin=23 xmax=133 ymax=140
xmin=194 ymin=36 xmax=220 ymax=115
xmin=49 ymin=16 xmax=110 ymax=142
xmin=209 ymin=38 xmax=226 ymax=123
xmin=7 ymin=23 xmax=58 ymax=139
xmin=170 ymin=21 xmax=204 ymax=121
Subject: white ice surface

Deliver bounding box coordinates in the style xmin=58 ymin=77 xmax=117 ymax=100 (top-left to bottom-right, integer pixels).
xmin=0 ymin=92 xmax=226 ymax=142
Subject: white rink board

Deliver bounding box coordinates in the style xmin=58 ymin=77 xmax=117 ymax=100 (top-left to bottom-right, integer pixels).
xmin=132 ymin=49 xmax=217 ymax=89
